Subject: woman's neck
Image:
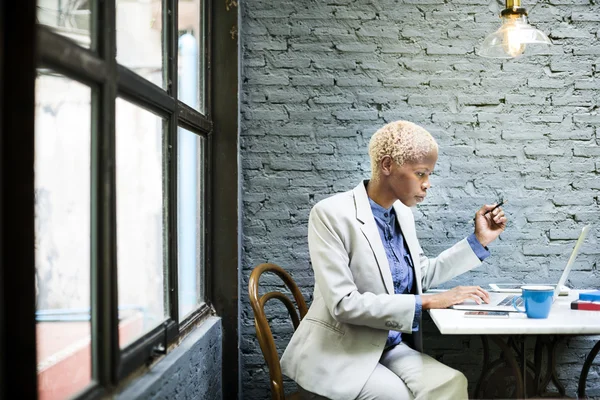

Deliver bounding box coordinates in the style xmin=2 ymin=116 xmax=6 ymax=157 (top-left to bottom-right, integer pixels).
xmin=366 ymin=179 xmax=395 ymax=209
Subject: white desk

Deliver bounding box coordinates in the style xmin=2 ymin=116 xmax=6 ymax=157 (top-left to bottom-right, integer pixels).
xmin=427 ymin=291 xmax=600 ymax=398
xmin=429 ymin=291 xmax=600 ymax=335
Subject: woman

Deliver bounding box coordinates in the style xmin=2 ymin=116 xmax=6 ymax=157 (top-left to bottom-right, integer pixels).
xmin=280 ymin=120 xmax=507 ymax=400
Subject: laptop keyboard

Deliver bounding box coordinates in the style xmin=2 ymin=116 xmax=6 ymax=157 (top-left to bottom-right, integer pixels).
xmin=498 ymin=295 xmax=523 ymax=307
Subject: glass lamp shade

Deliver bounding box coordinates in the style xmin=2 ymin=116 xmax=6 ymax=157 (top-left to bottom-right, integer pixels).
xmin=478 ymin=15 xmax=551 ymax=58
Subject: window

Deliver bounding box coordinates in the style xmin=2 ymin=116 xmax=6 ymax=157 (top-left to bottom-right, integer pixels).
xmin=37 ymin=0 xmax=91 ymax=48
xmin=32 ymin=0 xmax=213 ymax=397
xmin=178 ymin=0 xmax=206 ymax=112
xmin=177 ymin=127 xmax=206 ymax=320
xmin=115 ymin=98 xmax=167 ymax=347
xmin=116 ymin=0 xmax=163 ymax=88
xmin=35 ymin=72 xmax=93 ymax=400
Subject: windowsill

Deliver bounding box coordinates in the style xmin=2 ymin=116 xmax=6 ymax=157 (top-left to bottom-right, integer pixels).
xmin=116 ymin=316 xmax=222 ymax=399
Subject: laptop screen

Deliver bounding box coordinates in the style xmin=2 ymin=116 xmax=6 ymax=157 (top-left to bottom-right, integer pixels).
xmin=553 ymin=225 xmax=590 ymax=301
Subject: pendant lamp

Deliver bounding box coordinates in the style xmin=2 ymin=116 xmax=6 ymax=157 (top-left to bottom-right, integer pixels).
xmin=478 ymin=0 xmax=551 ymax=59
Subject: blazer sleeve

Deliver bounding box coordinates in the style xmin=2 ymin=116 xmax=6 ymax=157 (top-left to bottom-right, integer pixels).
xmin=308 ymin=203 xmax=417 ymax=333
xmin=417 ymin=238 xmax=483 ymax=291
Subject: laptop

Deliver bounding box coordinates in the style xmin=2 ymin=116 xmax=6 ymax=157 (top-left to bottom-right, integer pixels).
xmin=450 ymin=225 xmax=590 ymax=312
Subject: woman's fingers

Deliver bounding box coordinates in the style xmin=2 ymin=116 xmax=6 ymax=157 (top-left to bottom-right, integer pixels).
xmin=468 ymin=294 xmax=483 ymax=304
xmin=490 ymin=207 xmax=506 ymax=224
xmin=469 ymin=286 xmax=489 ymax=303
xmin=493 ymin=210 xmax=505 ymax=223
xmin=458 ymin=286 xmax=490 ymax=304
xmin=478 ymin=288 xmax=491 ymax=304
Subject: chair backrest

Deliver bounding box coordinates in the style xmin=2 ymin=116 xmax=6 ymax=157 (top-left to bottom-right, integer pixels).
xmin=249 ymin=263 xmax=308 ymax=400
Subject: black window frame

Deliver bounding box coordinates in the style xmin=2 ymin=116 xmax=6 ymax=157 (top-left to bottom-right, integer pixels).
xmin=1 ymin=1 xmax=39 ymax=398
xmin=37 ymin=0 xmax=214 ymax=393
xmin=0 ymin=0 xmax=243 ymax=398
xmin=2 ymin=0 xmax=240 ymax=397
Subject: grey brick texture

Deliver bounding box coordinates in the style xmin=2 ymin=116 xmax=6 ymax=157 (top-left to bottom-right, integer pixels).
xmin=240 ymin=0 xmax=600 ymax=398
xmin=117 ymin=317 xmax=222 ymax=400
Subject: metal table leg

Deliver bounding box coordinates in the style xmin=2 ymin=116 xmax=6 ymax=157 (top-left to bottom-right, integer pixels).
xmin=578 ymin=339 xmax=600 ymax=398
xmin=473 ymin=335 xmax=490 ymax=397
xmin=531 ymin=335 xmax=566 ymax=398
xmin=474 ymin=335 xmax=524 ymax=399
xmin=474 ymin=335 xmax=566 ymax=399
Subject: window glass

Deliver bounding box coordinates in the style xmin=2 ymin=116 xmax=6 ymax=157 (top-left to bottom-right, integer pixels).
xmin=35 ymin=72 xmax=92 ymax=399
xmin=178 ymin=0 xmax=205 ymax=112
xmin=37 ymin=0 xmax=91 ymax=48
xmin=177 ymin=128 xmax=205 ymax=321
xmin=116 ymin=0 xmax=163 ymax=88
xmin=116 ymin=98 xmax=167 ymax=348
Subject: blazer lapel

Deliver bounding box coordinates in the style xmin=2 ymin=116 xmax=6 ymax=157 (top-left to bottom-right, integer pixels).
xmin=353 ymin=181 xmax=394 ymax=294
xmin=393 ymin=202 xmax=423 ymax=295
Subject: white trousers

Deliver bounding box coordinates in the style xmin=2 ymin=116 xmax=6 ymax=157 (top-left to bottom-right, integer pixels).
xmin=356 ymin=342 xmax=468 ymax=400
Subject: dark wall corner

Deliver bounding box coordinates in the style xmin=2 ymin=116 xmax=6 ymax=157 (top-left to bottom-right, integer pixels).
xmin=210 ymin=0 xmax=240 ymax=398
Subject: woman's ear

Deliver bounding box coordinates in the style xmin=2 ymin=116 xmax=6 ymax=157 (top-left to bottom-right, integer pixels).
xmin=380 ymin=155 xmax=393 ymax=176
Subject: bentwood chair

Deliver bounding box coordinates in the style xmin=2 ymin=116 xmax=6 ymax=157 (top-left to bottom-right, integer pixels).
xmin=248 ymin=263 xmax=310 ymax=400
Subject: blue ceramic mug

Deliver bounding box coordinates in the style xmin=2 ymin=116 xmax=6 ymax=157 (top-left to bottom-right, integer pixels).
xmin=512 ymin=285 xmax=554 ymax=319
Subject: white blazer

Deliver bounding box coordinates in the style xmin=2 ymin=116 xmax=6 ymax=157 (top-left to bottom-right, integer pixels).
xmin=280 ymin=181 xmax=483 ymax=400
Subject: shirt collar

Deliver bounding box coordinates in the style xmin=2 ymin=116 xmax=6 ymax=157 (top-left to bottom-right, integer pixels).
xmin=368 ymin=197 xmax=395 ymax=224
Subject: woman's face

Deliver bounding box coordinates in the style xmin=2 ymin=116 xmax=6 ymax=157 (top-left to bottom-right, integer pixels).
xmin=384 ymin=149 xmax=438 ymax=207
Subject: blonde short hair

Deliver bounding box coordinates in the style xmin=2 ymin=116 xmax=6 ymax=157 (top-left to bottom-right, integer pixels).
xmin=368 ymin=120 xmax=438 ymax=180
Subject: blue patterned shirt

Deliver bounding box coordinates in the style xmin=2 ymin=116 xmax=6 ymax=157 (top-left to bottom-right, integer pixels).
xmin=368 ymin=198 xmax=490 ymax=349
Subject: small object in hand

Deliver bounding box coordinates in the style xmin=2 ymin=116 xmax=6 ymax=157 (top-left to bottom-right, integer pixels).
xmin=464 ymin=311 xmax=509 ymax=318
xmin=473 ymin=199 xmax=507 ymax=222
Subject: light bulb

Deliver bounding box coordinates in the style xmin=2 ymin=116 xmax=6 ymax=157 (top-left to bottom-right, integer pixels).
xmin=502 ymin=18 xmax=527 ymax=57
xmin=478 ymin=2 xmax=552 ymax=59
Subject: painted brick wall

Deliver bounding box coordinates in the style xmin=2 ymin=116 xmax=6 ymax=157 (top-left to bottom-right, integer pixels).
xmin=117 ymin=317 xmax=222 ymax=400
xmin=240 ymin=0 xmax=600 ymax=398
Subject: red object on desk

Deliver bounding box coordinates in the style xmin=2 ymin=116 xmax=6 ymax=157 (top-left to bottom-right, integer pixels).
xmin=571 ymin=300 xmax=600 ymax=311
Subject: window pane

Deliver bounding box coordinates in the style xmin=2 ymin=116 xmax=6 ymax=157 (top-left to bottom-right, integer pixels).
xmin=178 ymin=0 xmax=205 ymax=112
xmin=35 ymin=72 xmax=92 ymax=399
xmin=177 ymin=128 xmax=205 ymax=321
xmin=37 ymin=0 xmax=91 ymax=48
xmin=116 ymin=0 xmax=163 ymax=88
xmin=116 ymin=98 xmax=166 ymax=348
